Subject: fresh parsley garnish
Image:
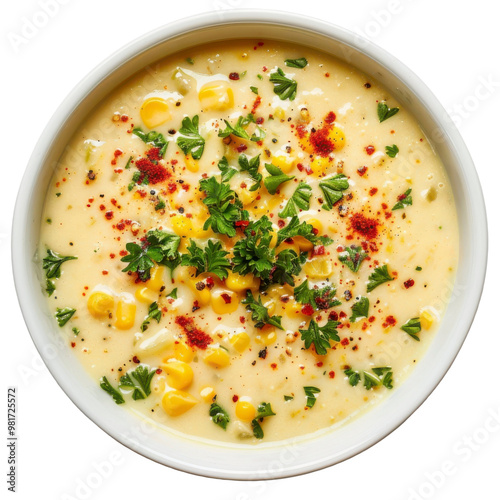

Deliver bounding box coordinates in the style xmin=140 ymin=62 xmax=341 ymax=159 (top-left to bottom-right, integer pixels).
xmin=367 ymin=264 xmax=394 ymax=293
xmin=186 ymin=57 xmax=194 ymax=64
xmin=128 ymin=170 xmax=149 ymax=192
xmin=401 ymin=317 xmax=421 ymax=341
xmin=293 ymin=280 xmax=341 ymax=311
xmin=392 ymin=188 xmax=412 ymax=210
xmin=218 ymin=114 xmax=263 ymax=142
xmin=43 ymin=249 xmax=77 ymax=279
xmin=140 ymin=302 xmax=162 ymax=332
xmin=385 ymin=144 xmax=399 ymax=158
xmin=319 ymin=174 xmax=349 ymax=210
xmin=372 ymin=367 xmax=393 ymax=389
xmin=300 ymin=319 xmax=340 ymax=356
xmin=242 ymin=290 xmax=283 ymax=330
xmin=181 ymin=239 xmax=231 ymax=280
xmin=154 ymin=196 xmax=166 ymax=211
xmin=344 ymin=366 xmax=393 ymax=390
xmin=167 ymin=288 xmax=178 ymax=299
xmin=124 ymin=156 xmax=133 ymax=169
xmin=209 ymin=402 xmax=230 ymax=430
xmin=250 ymin=86 xmax=259 ymax=94
xmin=119 ymin=365 xmax=156 ymax=401
xmin=377 ymin=102 xmax=400 ymax=123
xmin=132 ymin=128 xmax=168 ymax=157
xmin=238 ymin=154 xmax=262 ymax=191
xmin=46 ymin=279 xmax=55 ymax=296
xmin=285 ymin=57 xmax=308 ymax=69
xmin=72 ymin=327 xmax=80 ymax=335
xmin=345 ymin=368 xmax=361 ymax=386
xmin=284 ymin=395 xmax=294 ymax=401
xmin=338 ymin=245 xmax=368 ymax=272
xmin=176 ymin=115 xmax=205 ymax=160
xmin=304 ymin=386 xmax=320 ymax=408
xmin=100 ymin=376 xmax=125 ymax=405
xmin=349 ymin=296 xmax=369 ymax=322
xmin=217 ymin=156 xmax=237 ymax=182
xmin=278 ymin=182 xmax=312 ymax=218
xmin=263 ymin=163 xmax=294 ymax=195
xmin=55 ymin=307 xmax=76 ymax=327
xmin=416 ymin=266 xmax=422 ymax=271
xmin=269 ymin=68 xmax=297 ymax=100
xmin=251 ymin=402 xmax=276 ymax=439
xmin=270 ymin=248 xmax=305 ymax=287
xmin=276 ymin=216 xmax=332 ymax=247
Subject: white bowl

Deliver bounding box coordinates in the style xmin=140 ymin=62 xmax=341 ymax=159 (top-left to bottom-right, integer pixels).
xmin=12 ymin=10 xmax=487 ymax=480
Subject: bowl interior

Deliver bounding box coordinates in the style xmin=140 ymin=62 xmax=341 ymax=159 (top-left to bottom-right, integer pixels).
xmin=12 ymin=12 xmax=487 ymax=480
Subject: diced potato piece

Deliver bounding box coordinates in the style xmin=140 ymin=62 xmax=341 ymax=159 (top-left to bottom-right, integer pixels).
xmin=230 ymin=332 xmax=251 ymax=353
xmin=173 ymin=341 xmax=195 ymax=362
xmin=164 ymin=361 xmax=194 ymax=390
xmin=199 ymin=81 xmax=234 ymax=111
xmin=204 ymin=347 xmax=230 ymax=368
xmin=304 ymin=258 xmax=333 ymax=279
xmin=328 ymin=126 xmax=346 ymax=150
xmin=235 ymin=401 xmax=256 ymax=421
xmin=226 ymin=271 xmax=259 ymax=292
xmin=211 ymin=290 xmax=239 ymax=315
xmin=115 ymin=300 xmax=136 ymax=330
xmin=136 ymin=328 xmax=174 ymax=355
xmin=420 ymin=310 xmax=434 ymax=330
xmin=87 ymin=292 xmax=114 ymax=318
xmin=147 ymin=266 xmax=164 ymax=292
xmin=170 ymin=215 xmax=194 ymax=237
xmin=200 ymin=386 xmax=216 ymax=402
xmin=140 ymin=97 xmax=171 ymax=129
xmin=162 ymin=390 xmax=198 ymax=416
xmin=135 ymin=287 xmax=158 ymax=303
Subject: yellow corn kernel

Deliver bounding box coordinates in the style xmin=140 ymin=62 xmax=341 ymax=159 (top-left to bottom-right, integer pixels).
xmin=191 ymin=222 xmax=212 ymax=239
xmin=87 ymin=292 xmax=114 ymax=318
xmin=211 ymin=290 xmax=239 ymax=315
xmin=304 ymin=258 xmax=333 ymax=279
xmin=199 ymin=81 xmax=234 ymax=111
xmin=204 ymin=347 xmax=230 ymax=368
xmin=151 ymin=375 xmax=166 ymax=395
xmin=173 ymin=341 xmax=195 ymax=362
xmin=161 ymin=390 xmax=198 ymax=416
xmin=310 ymin=156 xmax=333 ymax=177
xmin=275 ymin=242 xmax=301 ymax=256
xmin=185 ymin=155 xmax=199 ymax=173
xmin=264 ymin=299 xmax=276 ymax=316
xmin=294 ymin=235 xmax=314 ymax=252
xmin=235 ymin=401 xmax=256 ymax=421
xmin=225 ymin=271 xmax=259 ymax=292
xmin=252 ymin=196 xmax=282 ymax=217
xmin=274 ymin=107 xmax=286 ymax=120
xmin=329 ymin=126 xmax=346 ymax=151
xmin=230 ymin=332 xmax=251 ymax=353
xmin=140 ymin=97 xmax=171 ymax=129
xmin=170 ymin=215 xmax=194 ymax=237
xmin=271 ymin=153 xmax=295 ymax=173
xmin=285 ymin=300 xmax=305 ymax=319
xmin=135 ymin=287 xmax=158 ymax=303
xmin=269 ymin=229 xmax=278 ymax=248
xmin=420 ymin=310 xmax=434 ymax=330
xmin=164 ymin=361 xmax=194 ymax=390
xmin=255 ymin=329 xmax=277 ymax=345
xmin=115 ymin=300 xmax=136 ymax=330
xmin=238 ymin=186 xmax=260 ymax=206
xmin=147 ymin=266 xmax=164 ymax=292
xmin=307 ymin=218 xmax=323 ymax=234
xmin=187 ymin=278 xmax=211 ymax=306
xmin=200 ymin=386 xmax=216 ymax=402
xmin=298 ymin=131 xmax=314 ymax=154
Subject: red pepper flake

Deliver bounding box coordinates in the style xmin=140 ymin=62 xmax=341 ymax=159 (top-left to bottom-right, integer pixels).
xmin=382 ymin=315 xmax=397 ymax=328
xmin=301 ymin=304 xmax=315 ymax=316
xmin=398 ymin=191 xmax=409 ymax=201
xmin=296 ymin=162 xmax=304 ymax=172
xmin=349 ymin=213 xmax=379 ymax=240
xmin=329 ymin=371 xmax=335 ymax=379
xmin=258 ymin=42 xmax=264 ymax=46
xmin=316 ymin=361 xmax=324 ymax=367
xmin=229 ymin=72 xmax=240 ymax=80
xmin=340 ymin=337 xmax=349 ymax=346
xmin=135 ymin=157 xmax=169 ymax=184
xmin=192 ymin=301 xmax=200 ymax=313
xmin=328 ymin=311 xmax=339 ymax=321
xmin=146 ymin=147 xmax=162 ymax=162
xmin=339 ymin=311 xmax=347 ymax=319
xmin=368 ymin=316 xmax=375 ymax=323
xmin=357 ymin=166 xmax=368 ymax=176
xmin=205 ymin=276 xmax=215 ymax=289
xmin=251 ymin=96 xmax=262 ymax=114
xmin=404 ymin=279 xmax=415 ymax=289
xmin=181 ymin=183 xmax=190 ymax=192
xmin=71 ymin=342 xmax=76 ymax=348
xmin=313 ymin=245 xmax=325 ymax=256
xmin=105 ymin=211 xmax=114 ymax=220
xmin=325 ymin=111 xmax=336 ymax=124
xmin=271 ymin=363 xmax=277 ymax=370
xmin=132 ymin=356 xmax=141 ymax=364
xmin=155 ymin=368 xmax=162 ymax=374
xmin=232 ymin=395 xmax=239 ymax=402
xmin=121 ymin=115 xmax=129 ymax=122
xmin=221 ymin=293 xmax=232 ymax=304
xmin=239 ymin=316 xmax=246 ymax=324
xmin=369 ymin=187 xmax=378 ymax=196
xmin=109 ymin=253 xmax=115 ymax=259
xmin=236 ymin=144 xmax=247 ymax=153
xmin=119 ymin=250 xmax=128 ymax=256
xmin=102 ymin=270 xmax=108 ymax=275
xmin=381 ymin=203 xmax=388 ymax=210
xmin=99 ymin=204 xmax=106 ymax=211
xmin=365 ymin=145 xmax=375 ymax=155
xmin=175 ymin=316 xmax=212 ymax=350
xmin=256 ymin=117 xmax=264 ymax=125
xmin=171 ymin=159 xmax=178 ymax=165
xmin=111 ymin=149 xmax=123 ymax=165
xmin=308 ymin=126 xmax=335 ymax=157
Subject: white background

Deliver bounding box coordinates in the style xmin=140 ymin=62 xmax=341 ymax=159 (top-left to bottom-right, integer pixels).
xmin=2 ymin=0 xmax=499 ymax=499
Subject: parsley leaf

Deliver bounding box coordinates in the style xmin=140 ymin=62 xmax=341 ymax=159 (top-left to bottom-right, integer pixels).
xmin=345 ymin=368 xmax=361 ymax=386
xmin=392 ymin=188 xmax=413 ymax=210
xmin=278 ymin=182 xmax=312 ymax=218
xmin=218 ymin=114 xmax=255 ymax=140
xmin=128 ymin=170 xmax=149 ymax=191
xmin=363 ymin=371 xmax=381 ymax=390
xmin=119 ymin=365 xmax=156 ymax=401
xmin=176 ymin=115 xmax=205 ymax=160
xmin=250 ymin=86 xmax=259 ymax=94
xmin=132 ymin=128 xmax=168 ymax=157
xmin=270 ymin=249 xmax=305 ymax=287
xmin=55 ymin=307 xmax=76 ymax=327
xmin=238 ymin=154 xmax=262 ymax=191
xmin=293 ymin=280 xmax=341 ymax=311
xmin=285 ymin=57 xmax=308 ymax=68
xmin=367 ymin=264 xmax=394 ymax=293
xmin=217 ymin=156 xmax=237 ymax=182
xmin=377 ymin=102 xmax=400 ymax=123
xmin=277 ymin=216 xmax=332 ymax=247
xmin=349 ymin=296 xmax=369 ymax=322
xmin=242 ymin=290 xmax=283 ymax=330
xmin=251 ymin=402 xmax=276 ymax=439
xmin=284 ymin=395 xmax=294 ymax=401
xmin=345 ymin=366 xmax=393 ymax=390
xmin=154 ymin=196 xmax=166 ymax=211
xmin=372 ymin=366 xmax=394 ymax=389
xmin=209 ymin=402 xmax=230 ymax=430
xmin=140 ymin=302 xmax=162 ymax=332
xmin=304 ymin=386 xmax=320 ymax=408
xmin=46 ymin=279 xmax=55 ymax=296
xmin=263 ymin=163 xmax=294 ymax=194
xmin=338 ymin=245 xmax=368 ymax=272
xmin=269 ymin=68 xmax=297 ymax=100
xmin=167 ymin=288 xmax=178 ymax=299
xmin=300 ymin=319 xmax=340 ymax=356
xmin=42 ymin=249 xmax=77 ymax=279
xmin=401 ymin=317 xmax=421 ymax=341
xmin=72 ymin=327 xmax=80 ymax=335
xmin=319 ymin=174 xmax=349 ymax=210
xmin=181 ymin=239 xmax=231 ymax=280
xmin=100 ymin=376 xmax=125 ymax=405
xmin=385 ymin=144 xmax=399 ymax=158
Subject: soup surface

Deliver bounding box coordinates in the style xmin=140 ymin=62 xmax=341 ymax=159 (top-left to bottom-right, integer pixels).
xmin=39 ymin=40 xmax=458 ymax=444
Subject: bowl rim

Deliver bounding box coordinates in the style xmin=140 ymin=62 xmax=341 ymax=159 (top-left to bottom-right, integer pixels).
xmin=12 ymin=9 xmax=488 ymax=480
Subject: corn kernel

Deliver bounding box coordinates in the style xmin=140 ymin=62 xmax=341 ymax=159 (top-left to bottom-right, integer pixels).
xmin=199 ymin=81 xmax=234 ymax=111
xmin=211 ymin=290 xmax=239 ymax=315
xmin=173 ymin=342 xmax=195 ymax=362
xmin=135 ymin=287 xmax=158 ymax=303
xmin=274 ymin=107 xmax=286 ymax=120
xmin=226 ymin=271 xmax=259 ymax=292
xmin=151 ymin=375 xmax=166 ymax=395
xmin=164 ymin=361 xmax=193 ymax=390
xmin=115 ymin=300 xmax=136 ymax=330
xmin=252 ymin=196 xmax=282 ymax=217
xmin=161 ymin=390 xmax=198 ymax=416
xmin=200 ymin=386 xmax=216 ymax=402
xmin=146 ymin=265 xmax=164 ymax=291
xmin=298 ymin=131 xmax=314 ymax=154
xmin=310 ymin=156 xmax=333 ymax=177
xmin=230 ymin=332 xmax=251 ymax=353
xmin=275 ymin=242 xmax=301 ymax=256
xmin=238 ymin=186 xmax=260 ymax=206
xmin=329 ymin=126 xmax=346 ymax=151
xmin=204 ymin=347 xmax=230 ymax=368
xmin=307 ymin=218 xmax=323 ymax=234
xmin=285 ymin=300 xmax=305 ymax=319
xmin=271 ymin=153 xmax=295 ymax=173
xmin=187 ymin=278 xmax=211 ymax=306
xmin=304 ymin=258 xmax=333 ymax=279
xmin=87 ymin=292 xmax=114 ymax=318
xmin=269 ymin=229 xmax=278 ymax=248
xmin=140 ymin=97 xmax=171 ymax=129
xmin=420 ymin=310 xmax=434 ymax=330
xmin=235 ymin=401 xmax=256 ymax=421
xmin=185 ymin=155 xmax=199 ymax=173
xmin=255 ymin=329 xmax=277 ymax=345
xmin=170 ymin=215 xmax=194 ymax=237
xmin=294 ymin=235 xmax=314 ymax=252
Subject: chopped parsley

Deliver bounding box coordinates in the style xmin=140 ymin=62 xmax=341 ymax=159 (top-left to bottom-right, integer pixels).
xmin=251 ymin=402 xmax=276 ymax=439
xmin=250 ymin=86 xmax=259 ymax=94
xmin=140 ymin=302 xmax=162 ymax=332
xmin=392 ymin=188 xmax=413 ymax=210
xmin=186 ymin=57 xmax=194 ymax=64
xmin=377 ymin=102 xmax=400 ymax=123
xmin=263 ymin=163 xmax=294 ymax=195
xmin=276 ymin=216 xmax=332 ymax=247
xmin=100 ymin=376 xmax=125 ymax=405
xmin=285 ymin=57 xmax=308 ymax=68
xmin=270 ymin=248 xmax=306 ymax=287
xmin=278 ymin=182 xmax=312 ymax=218
xmin=338 ymin=245 xmax=368 ymax=272
xmin=218 ymin=113 xmax=263 ymax=142
xmin=132 ymin=128 xmax=168 ymax=157
xmin=167 ymin=288 xmax=178 ymax=299
xmin=385 ymin=144 xmax=399 ymax=158
xmin=416 ymin=266 xmax=422 ymax=271
xmin=238 ymin=154 xmax=262 ymax=191
xmin=401 ymin=317 xmax=421 ymax=341
xmin=284 ymin=395 xmax=294 ymax=402
xmin=46 ymin=279 xmax=56 ymax=297
xmin=242 ymin=290 xmax=283 ymax=330
xmin=118 ymin=365 xmax=156 ymax=401
xmin=318 ymin=174 xmax=349 ymax=210
xmin=304 ymin=386 xmax=320 ymax=408
xmin=349 ymin=296 xmax=369 ymax=322
xmin=344 ymin=366 xmax=393 ymax=390
xmin=42 ymin=249 xmax=77 ymax=279
xmin=269 ymin=68 xmax=297 ymax=100
xmin=128 ymin=170 xmax=149 ymax=192
xmin=181 ymin=239 xmax=231 ymax=280
xmin=209 ymin=402 xmax=230 ymax=430
xmin=217 ymin=156 xmax=237 ymax=182
xmin=367 ymin=264 xmax=394 ymax=293
xmin=176 ymin=115 xmax=205 ymax=160
xmin=72 ymin=327 xmax=80 ymax=335
xmin=300 ymin=319 xmax=340 ymax=356
xmin=293 ymin=279 xmax=341 ymax=311
xmin=154 ymin=196 xmax=166 ymax=211
xmin=55 ymin=307 xmax=76 ymax=327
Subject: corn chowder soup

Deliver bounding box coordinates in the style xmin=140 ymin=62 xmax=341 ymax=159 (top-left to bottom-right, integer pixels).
xmin=40 ymin=40 xmax=458 ymax=444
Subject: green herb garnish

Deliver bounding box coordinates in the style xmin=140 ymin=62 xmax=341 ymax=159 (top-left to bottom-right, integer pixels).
xmin=186 ymin=57 xmax=194 ymax=65
xmin=100 ymin=376 xmax=125 ymax=405
xmin=217 ymin=156 xmax=237 ymax=182
xmin=250 ymin=86 xmax=259 ymax=94
xmin=119 ymin=365 xmax=156 ymax=401
xmin=285 ymin=57 xmax=308 ymax=69
xmin=218 ymin=113 xmax=262 ymax=142
xmin=304 ymin=386 xmax=320 ymax=408
xmin=270 ymin=68 xmax=297 ymax=100
xmin=294 ymin=280 xmax=341 ymax=311
xmin=401 ymin=317 xmax=421 ymax=341
xmin=238 ymin=154 xmax=262 ymax=191
xmin=46 ymin=279 xmax=56 ymax=297
xmin=242 ymin=290 xmax=283 ymax=330
xmin=300 ymin=319 xmax=340 ymax=356
xmin=263 ymin=163 xmax=295 ymax=194
xmin=140 ymin=302 xmax=162 ymax=332
xmin=176 ymin=115 xmax=205 ymax=160
xmin=319 ymin=174 xmax=349 ymax=210
xmin=367 ymin=264 xmax=394 ymax=293
xmin=72 ymin=327 xmax=80 ymax=335
xmin=377 ymin=102 xmax=400 ymax=123
xmin=251 ymin=402 xmax=276 ymax=439
xmin=385 ymin=144 xmax=399 ymax=158
xmin=344 ymin=366 xmax=393 ymax=390
xmin=276 ymin=215 xmax=332 ymax=247
xmin=338 ymin=245 xmax=368 ymax=272
xmin=55 ymin=307 xmax=76 ymax=327
xmin=284 ymin=395 xmax=294 ymax=402
xmin=167 ymin=288 xmax=178 ymax=299
xmin=181 ymin=239 xmax=231 ymax=280
xmin=42 ymin=249 xmax=77 ymax=279
xmin=278 ymin=182 xmax=312 ymax=218
xmin=132 ymin=128 xmax=168 ymax=157
xmin=392 ymin=188 xmax=412 ymax=210
xmin=349 ymin=296 xmax=369 ymax=322
xmin=209 ymin=402 xmax=230 ymax=430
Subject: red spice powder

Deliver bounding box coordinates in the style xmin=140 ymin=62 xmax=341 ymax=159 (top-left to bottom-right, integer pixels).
xmin=232 ymin=395 xmax=239 ymax=402
xmin=382 ymin=315 xmax=397 ymax=328
xmin=301 ymin=304 xmax=315 ymax=316
xmin=135 ymin=157 xmax=169 ymax=184
xmin=340 ymin=338 xmax=349 ymax=346
xmin=146 ymin=147 xmax=162 ymax=162
xmin=313 ymin=245 xmax=325 ymax=256
xmin=105 ymin=211 xmax=114 ymax=220
xmin=325 ymin=111 xmax=336 ymax=124
xmin=404 ymin=279 xmax=415 ymax=289
xmin=175 ymin=316 xmax=212 ymax=350
xmin=329 ymin=371 xmax=335 ymax=379
xmin=236 ymin=144 xmax=247 ymax=153
xmin=357 ymin=166 xmax=368 ymax=176
xmin=221 ymin=293 xmax=232 ymax=304
xmin=365 ymin=145 xmax=375 ymax=155
xmin=251 ymin=96 xmax=262 ymax=114
xmin=369 ymin=188 xmax=378 ymax=196
xmin=309 ymin=127 xmax=335 ymax=157
xmin=349 ymin=213 xmax=379 ymax=240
